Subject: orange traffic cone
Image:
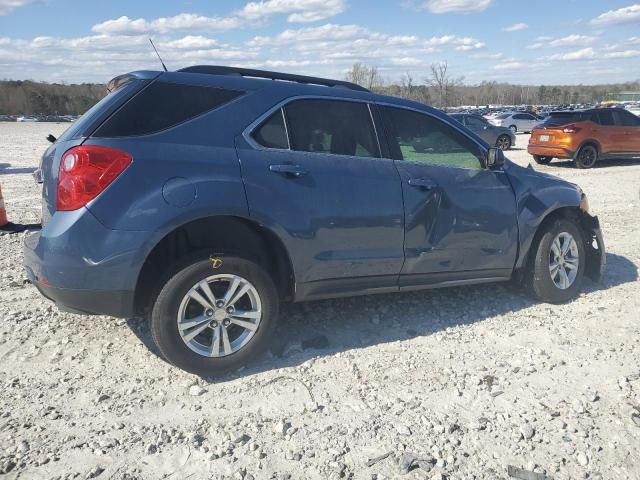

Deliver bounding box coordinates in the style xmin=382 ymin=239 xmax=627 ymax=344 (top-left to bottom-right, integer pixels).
xmin=0 ymin=183 xmax=27 ymax=235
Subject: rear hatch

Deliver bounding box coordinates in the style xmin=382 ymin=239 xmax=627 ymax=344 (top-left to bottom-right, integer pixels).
xmin=530 ymin=111 xmax=587 ymax=145
xmin=37 ymin=71 xmax=160 ymax=224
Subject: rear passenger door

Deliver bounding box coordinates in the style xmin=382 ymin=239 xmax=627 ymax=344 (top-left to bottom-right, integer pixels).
xmin=380 ymin=106 xmax=518 ymax=286
xmin=236 ymin=98 xmax=405 ymax=299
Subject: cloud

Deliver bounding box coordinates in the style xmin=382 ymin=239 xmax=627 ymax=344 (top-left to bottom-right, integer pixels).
xmin=92 ymin=0 xmax=346 ymax=35
xmin=591 ymin=4 xmax=640 ymax=26
xmin=422 ymin=0 xmax=493 ymax=14
xmin=92 ymin=14 xmax=243 ymax=35
xmin=603 ymin=49 xmax=640 ymax=59
xmin=0 ymin=0 xmax=34 ymax=15
xmin=528 ymin=34 xmax=597 ymax=49
xmin=502 ymin=23 xmax=528 ymax=32
xmin=238 ymin=0 xmax=346 ymax=23
xmin=548 ymin=47 xmax=595 ymax=61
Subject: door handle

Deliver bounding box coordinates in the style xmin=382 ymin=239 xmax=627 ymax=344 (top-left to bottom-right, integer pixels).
xmin=269 ymin=164 xmax=307 ymax=177
xmin=407 ymin=178 xmax=437 ymax=190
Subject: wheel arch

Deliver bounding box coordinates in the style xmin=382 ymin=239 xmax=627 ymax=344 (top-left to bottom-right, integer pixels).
xmin=514 ymin=206 xmax=601 ymax=283
xmin=575 ymin=139 xmax=602 ymax=156
xmin=133 ymin=215 xmax=295 ymax=315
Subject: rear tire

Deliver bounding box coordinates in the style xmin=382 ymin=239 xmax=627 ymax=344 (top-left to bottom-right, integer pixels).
xmin=527 ymin=218 xmax=586 ymax=304
xmin=533 ymin=155 xmax=553 ymax=165
xmin=151 ymin=254 xmax=279 ymax=376
xmin=496 ymin=135 xmax=512 ymax=150
xmin=574 ymin=144 xmax=598 ymax=169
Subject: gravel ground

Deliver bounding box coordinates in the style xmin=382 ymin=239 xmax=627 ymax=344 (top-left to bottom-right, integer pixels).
xmin=1 ymin=122 xmax=639 ymax=480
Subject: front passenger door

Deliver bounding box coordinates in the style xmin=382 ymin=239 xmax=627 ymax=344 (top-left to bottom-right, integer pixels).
xmin=613 ymin=110 xmax=640 ymax=153
xmin=380 ymin=106 xmax=518 ymax=286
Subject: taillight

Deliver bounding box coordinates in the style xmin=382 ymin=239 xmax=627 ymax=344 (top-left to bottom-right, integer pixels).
xmin=57 ymin=145 xmax=132 ymax=211
xmin=562 ymin=124 xmax=581 ymax=134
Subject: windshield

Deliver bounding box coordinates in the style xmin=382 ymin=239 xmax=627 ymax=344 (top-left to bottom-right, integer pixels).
xmin=496 ymin=113 xmax=510 ymax=119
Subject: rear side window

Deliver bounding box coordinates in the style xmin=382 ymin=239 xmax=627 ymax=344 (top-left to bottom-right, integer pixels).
xmin=253 ymin=109 xmax=289 ymax=149
xmin=284 ymin=99 xmax=379 ymax=158
xmin=93 ymin=82 xmax=243 ymax=137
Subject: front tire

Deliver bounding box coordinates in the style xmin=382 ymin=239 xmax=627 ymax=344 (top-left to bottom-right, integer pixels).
xmin=528 ymin=219 xmax=585 ymax=304
xmin=496 ymin=135 xmax=512 ymax=150
xmin=509 ymin=125 xmax=517 ymax=133
xmin=575 ymin=144 xmax=598 ymax=169
xmin=533 ymin=155 xmax=553 ymax=165
xmin=151 ymin=254 xmax=279 ymax=376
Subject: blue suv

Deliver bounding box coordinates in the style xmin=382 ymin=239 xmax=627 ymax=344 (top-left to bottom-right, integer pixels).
xmin=24 ymin=66 xmax=605 ymax=375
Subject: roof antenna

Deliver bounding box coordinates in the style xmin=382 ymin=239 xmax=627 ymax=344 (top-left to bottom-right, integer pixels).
xmin=149 ymin=38 xmax=168 ymax=72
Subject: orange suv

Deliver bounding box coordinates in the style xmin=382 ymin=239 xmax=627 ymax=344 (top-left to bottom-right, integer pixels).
xmin=528 ymin=108 xmax=640 ymax=168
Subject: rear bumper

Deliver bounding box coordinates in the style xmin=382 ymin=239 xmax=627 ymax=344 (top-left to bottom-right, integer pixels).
xmin=527 ymin=144 xmax=575 ymax=159
xmin=29 ymin=279 xmax=135 ymax=317
xmin=23 ymin=208 xmax=148 ymax=318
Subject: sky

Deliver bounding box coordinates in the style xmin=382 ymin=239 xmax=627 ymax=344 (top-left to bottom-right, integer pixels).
xmin=0 ymin=0 xmax=639 ymax=86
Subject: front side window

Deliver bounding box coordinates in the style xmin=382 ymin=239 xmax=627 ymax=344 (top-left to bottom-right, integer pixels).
xmin=614 ymin=110 xmax=640 ymax=127
xmin=383 ymin=107 xmax=483 ymax=169
xmin=284 ymin=99 xmax=379 ymax=158
xmin=253 ymin=109 xmax=289 ymax=149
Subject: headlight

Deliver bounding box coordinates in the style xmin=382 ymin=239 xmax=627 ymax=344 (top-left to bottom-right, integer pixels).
xmin=580 ymin=193 xmax=590 ymax=213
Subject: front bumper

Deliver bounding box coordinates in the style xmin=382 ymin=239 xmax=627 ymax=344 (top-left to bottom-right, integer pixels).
xmin=581 ymin=214 xmax=606 ymax=283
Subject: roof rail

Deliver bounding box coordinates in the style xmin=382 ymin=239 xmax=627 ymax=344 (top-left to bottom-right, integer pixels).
xmin=177 ymin=65 xmax=370 ymax=92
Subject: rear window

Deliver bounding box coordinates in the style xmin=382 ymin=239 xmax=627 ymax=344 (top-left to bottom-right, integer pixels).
xmin=56 ymin=80 xmax=140 ymax=142
xmin=542 ymin=112 xmax=586 ymax=127
xmin=93 ymin=82 xmax=243 ymax=137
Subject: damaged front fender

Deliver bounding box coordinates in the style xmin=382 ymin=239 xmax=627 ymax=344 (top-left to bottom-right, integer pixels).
xmin=580 ymin=213 xmax=606 ymax=283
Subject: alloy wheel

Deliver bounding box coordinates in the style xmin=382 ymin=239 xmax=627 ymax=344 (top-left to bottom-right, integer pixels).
xmin=177 ymin=274 xmax=262 ymax=357
xmin=548 ymin=232 xmax=580 ymax=290
xmin=496 ymin=136 xmax=511 ymax=150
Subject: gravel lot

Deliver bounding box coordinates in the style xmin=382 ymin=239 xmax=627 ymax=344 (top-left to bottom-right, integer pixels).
xmin=1 ymin=122 xmax=639 ymax=480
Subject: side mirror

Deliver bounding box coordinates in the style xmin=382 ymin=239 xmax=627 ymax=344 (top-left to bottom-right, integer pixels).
xmin=486 ymin=147 xmax=505 ymax=169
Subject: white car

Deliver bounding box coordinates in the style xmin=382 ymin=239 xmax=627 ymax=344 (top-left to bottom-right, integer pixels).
xmin=489 ymin=112 xmax=541 ymax=133
xmin=626 ymin=105 xmax=640 ymax=117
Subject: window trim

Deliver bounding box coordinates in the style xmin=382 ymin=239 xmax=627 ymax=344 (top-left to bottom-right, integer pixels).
xmin=244 ymin=95 xmax=383 ymax=160
xmin=251 ymin=107 xmax=291 ymax=150
xmin=375 ymin=102 xmax=489 ymax=170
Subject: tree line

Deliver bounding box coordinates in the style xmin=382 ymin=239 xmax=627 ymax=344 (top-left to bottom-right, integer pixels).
xmin=0 ymin=80 xmax=105 ymax=116
xmin=1 ymin=67 xmax=639 ymax=116
xmin=345 ymin=63 xmax=640 ymax=108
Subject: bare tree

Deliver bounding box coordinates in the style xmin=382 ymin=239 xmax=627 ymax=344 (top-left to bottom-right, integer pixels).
xmin=425 ymin=62 xmax=464 ymax=108
xmin=345 ymin=63 xmax=383 ymax=90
